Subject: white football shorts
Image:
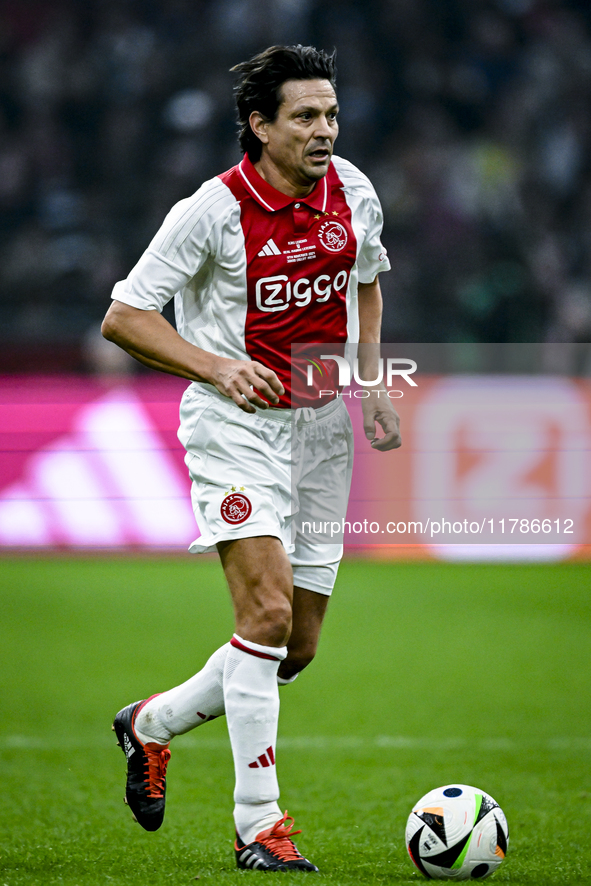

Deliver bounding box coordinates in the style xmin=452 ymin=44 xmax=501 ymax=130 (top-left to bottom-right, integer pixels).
xmin=178 ymin=383 xmax=354 ymax=595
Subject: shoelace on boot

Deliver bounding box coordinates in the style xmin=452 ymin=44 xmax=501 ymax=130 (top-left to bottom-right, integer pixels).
xmin=144 ymin=744 xmax=171 ymax=798
xmin=257 ymin=812 xmax=304 ymax=862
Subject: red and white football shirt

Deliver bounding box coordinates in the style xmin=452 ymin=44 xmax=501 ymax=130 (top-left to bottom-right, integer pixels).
xmin=111 ymin=154 xmax=390 ymax=406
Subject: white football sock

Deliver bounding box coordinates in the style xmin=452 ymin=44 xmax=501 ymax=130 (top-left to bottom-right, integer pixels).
xmin=235 ymin=801 xmax=284 ymax=845
xmin=134 ymin=642 xmax=229 ymax=745
xmin=224 ymin=634 xmax=286 ymax=843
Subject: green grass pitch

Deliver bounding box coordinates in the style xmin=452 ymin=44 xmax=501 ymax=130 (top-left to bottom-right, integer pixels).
xmin=1 ymin=557 xmax=590 ymax=885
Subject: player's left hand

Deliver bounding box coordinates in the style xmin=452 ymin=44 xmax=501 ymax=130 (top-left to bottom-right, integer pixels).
xmin=361 ymin=389 xmax=402 ymax=451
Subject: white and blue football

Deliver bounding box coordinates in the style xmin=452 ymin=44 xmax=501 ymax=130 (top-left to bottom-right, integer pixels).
xmin=405 ymin=784 xmax=509 ymax=880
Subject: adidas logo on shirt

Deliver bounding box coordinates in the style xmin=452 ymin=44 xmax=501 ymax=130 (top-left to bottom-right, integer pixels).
xmin=258 ymin=239 xmax=282 ymax=257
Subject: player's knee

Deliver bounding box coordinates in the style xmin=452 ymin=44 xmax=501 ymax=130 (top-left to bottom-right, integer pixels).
xmin=280 ymin=646 xmax=316 ymax=679
xmin=257 ymin=599 xmax=292 ymax=647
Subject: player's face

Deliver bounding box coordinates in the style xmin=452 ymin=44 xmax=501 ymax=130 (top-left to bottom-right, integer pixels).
xmin=255 ymin=79 xmax=339 ymax=193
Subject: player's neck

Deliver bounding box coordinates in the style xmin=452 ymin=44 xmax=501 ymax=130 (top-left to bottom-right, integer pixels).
xmin=253 ymin=156 xmax=318 ymax=200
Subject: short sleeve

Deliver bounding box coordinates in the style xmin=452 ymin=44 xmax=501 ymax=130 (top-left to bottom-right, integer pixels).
xmin=110 ymin=179 xmax=230 ymax=311
xmin=356 ymin=186 xmax=390 ymax=285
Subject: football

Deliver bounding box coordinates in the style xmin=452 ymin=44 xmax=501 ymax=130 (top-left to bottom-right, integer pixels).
xmin=405 ymin=784 xmax=509 ymax=880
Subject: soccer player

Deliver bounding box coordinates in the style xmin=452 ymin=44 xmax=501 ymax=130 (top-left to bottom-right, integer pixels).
xmin=102 ymin=44 xmax=400 ymax=872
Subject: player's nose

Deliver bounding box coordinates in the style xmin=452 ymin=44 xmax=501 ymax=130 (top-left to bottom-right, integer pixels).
xmin=313 ymin=115 xmax=335 ymax=140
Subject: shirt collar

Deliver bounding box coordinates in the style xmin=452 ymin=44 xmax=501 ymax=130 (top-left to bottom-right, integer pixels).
xmin=239 ymin=154 xmax=330 ymax=213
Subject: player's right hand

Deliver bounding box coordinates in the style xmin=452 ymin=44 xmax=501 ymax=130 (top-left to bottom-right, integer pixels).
xmin=210 ymin=357 xmax=285 ymax=413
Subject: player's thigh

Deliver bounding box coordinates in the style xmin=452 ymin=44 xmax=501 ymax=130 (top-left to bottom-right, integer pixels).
xmin=181 ymin=388 xmax=294 ymax=555
xmin=217 ymin=535 xmax=294 ymax=645
xmin=295 ymin=402 xmax=354 ymax=546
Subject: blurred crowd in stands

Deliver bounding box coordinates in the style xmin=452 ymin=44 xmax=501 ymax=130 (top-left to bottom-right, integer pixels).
xmin=1 ymin=0 xmax=591 ymax=372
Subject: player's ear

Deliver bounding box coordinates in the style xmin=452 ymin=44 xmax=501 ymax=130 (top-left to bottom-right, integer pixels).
xmin=249 ymin=111 xmax=269 ymax=145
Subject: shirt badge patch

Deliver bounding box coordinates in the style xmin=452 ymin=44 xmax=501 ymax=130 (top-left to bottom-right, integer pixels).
xmin=221 ymin=492 xmax=252 ymax=524
xmin=318 ymin=220 xmax=348 ymax=253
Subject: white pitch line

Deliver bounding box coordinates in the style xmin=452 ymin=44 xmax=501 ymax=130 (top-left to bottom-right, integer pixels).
xmin=1 ymin=735 xmax=590 ymax=751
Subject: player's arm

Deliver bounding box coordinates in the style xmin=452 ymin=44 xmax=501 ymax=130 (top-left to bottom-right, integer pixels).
xmin=357 ymin=277 xmax=401 ymax=451
xmin=101 ymin=300 xmax=283 ymax=413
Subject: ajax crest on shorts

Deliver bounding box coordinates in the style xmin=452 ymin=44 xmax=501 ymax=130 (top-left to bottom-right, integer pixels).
xmin=221 ymin=489 xmax=252 ymax=524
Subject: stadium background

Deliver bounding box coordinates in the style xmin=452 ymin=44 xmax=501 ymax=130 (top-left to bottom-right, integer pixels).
xmin=1 ymin=0 xmax=591 ymax=364
xmin=1 ymin=3 xmax=590 ymax=884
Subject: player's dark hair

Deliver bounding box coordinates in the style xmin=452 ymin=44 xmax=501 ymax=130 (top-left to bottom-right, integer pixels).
xmin=231 ymin=44 xmax=337 ymax=161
